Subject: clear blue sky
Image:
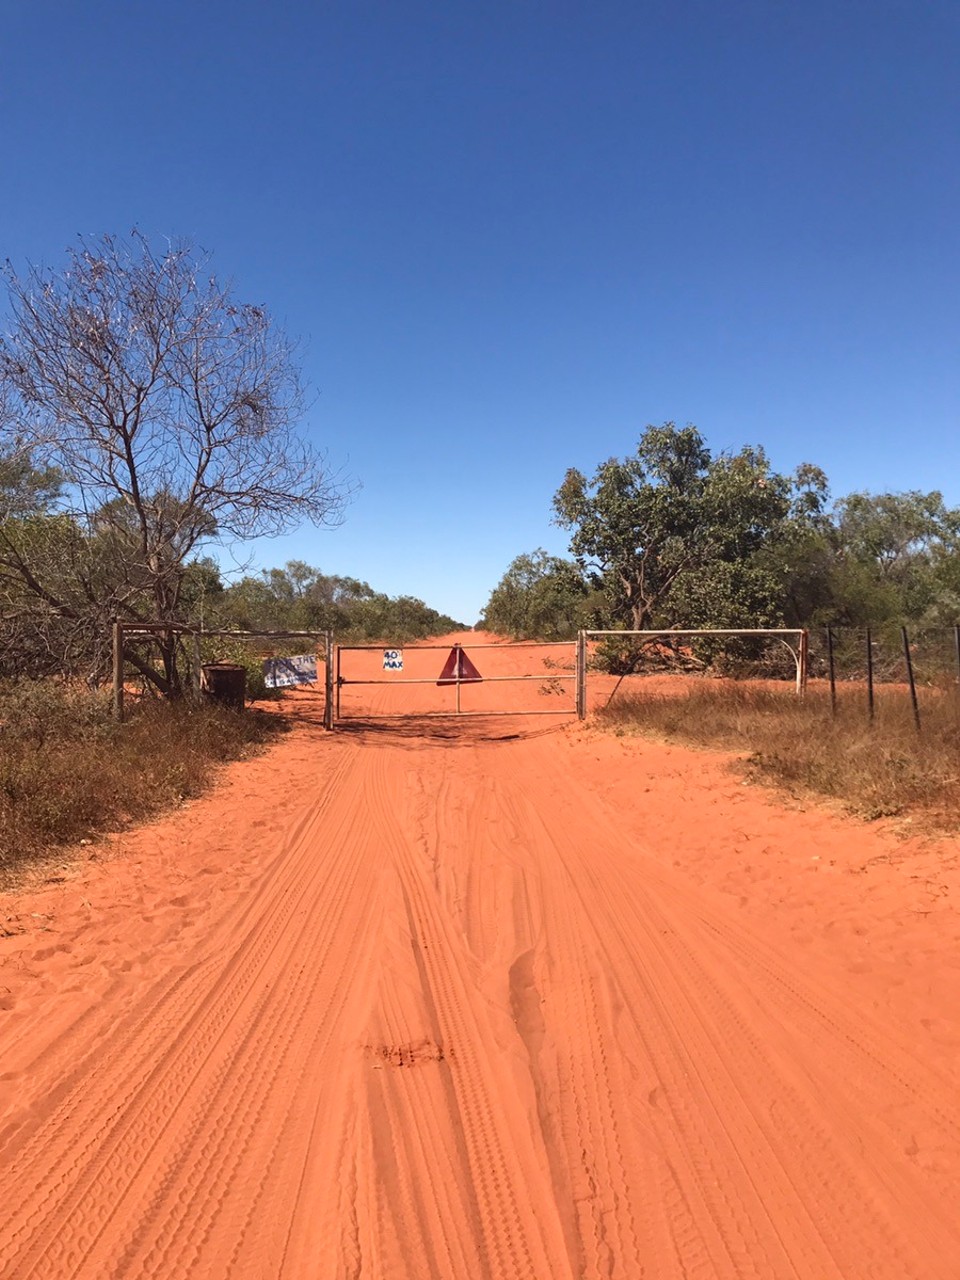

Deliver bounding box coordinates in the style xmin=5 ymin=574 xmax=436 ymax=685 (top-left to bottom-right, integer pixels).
xmin=2 ymin=1 xmax=957 ymax=623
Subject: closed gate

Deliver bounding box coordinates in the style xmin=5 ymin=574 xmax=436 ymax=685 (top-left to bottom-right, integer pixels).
xmin=334 ymin=640 xmax=578 ymax=722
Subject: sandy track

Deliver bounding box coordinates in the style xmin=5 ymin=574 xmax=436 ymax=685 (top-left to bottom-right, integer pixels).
xmin=1 ymin=639 xmax=959 ymax=1278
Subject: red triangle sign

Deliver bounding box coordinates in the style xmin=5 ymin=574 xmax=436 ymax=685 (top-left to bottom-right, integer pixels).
xmin=437 ymin=645 xmax=483 ymax=685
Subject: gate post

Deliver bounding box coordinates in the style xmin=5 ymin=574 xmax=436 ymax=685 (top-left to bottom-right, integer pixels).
xmin=576 ymin=630 xmax=587 ymax=720
xmin=192 ymin=631 xmax=203 ymax=704
xmin=335 ymin=644 xmax=342 ymax=722
xmin=798 ymin=628 xmax=809 ymax=695
xmin=324 ymin=631 xmax=334 ymax=730
xmin=112 ymin=621 xmax=125 ymax=723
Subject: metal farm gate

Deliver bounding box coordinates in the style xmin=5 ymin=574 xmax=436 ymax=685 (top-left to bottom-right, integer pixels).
xmin=334 ymin=640 xmax=578 ymax=723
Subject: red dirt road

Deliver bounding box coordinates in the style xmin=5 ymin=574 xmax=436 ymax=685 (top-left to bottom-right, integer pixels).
xmin=1 ymin=638 xmax=959 ymax=1278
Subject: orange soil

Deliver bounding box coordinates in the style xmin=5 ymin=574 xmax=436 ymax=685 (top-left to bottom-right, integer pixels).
xmin=1 ymin=634 xmax=959 ymax=1279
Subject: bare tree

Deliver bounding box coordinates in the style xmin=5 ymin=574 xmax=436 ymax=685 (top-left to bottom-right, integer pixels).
xmin=0 ymin=232 xmax=347 ymax=692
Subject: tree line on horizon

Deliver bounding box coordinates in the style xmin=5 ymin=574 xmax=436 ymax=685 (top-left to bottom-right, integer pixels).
xmin=478 ymin=423 xmax=960 ymax=651
xmin=199 ymin=559 xmax=465 ymax=646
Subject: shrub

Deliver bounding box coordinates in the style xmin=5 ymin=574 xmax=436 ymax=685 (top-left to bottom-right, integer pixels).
xmin=0 ymin=679 xmax=284 ymax=879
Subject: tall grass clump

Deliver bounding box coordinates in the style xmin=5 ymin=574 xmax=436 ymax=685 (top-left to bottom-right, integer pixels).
xmin=597 ymin=680 xmax=960 ymax=826
xmin=0 ymin=680 xmax=285 ymax=879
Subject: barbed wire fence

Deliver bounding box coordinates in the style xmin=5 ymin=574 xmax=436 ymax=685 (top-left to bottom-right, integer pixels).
xmin=584 ymin=626 xmax=960 ymax=732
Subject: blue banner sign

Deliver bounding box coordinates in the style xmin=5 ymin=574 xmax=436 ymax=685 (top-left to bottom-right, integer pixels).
xmin=263 ymin=654 xmax=318 ymax=688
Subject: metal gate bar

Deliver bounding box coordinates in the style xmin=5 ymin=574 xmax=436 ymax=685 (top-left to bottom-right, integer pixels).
xmin=334 ymin=641 xmax=578 ymax=722
xmin=336 ymin=711 xmax=575 ymax=719
xmin=337 ymin=675 xmax=576 ymax=685
xmin=340 ymin=641 xmax=574 ymax=651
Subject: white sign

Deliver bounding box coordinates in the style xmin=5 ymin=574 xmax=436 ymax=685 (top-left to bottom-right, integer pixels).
xmin=263 ymin=654 xmax=318 ymax=688
xmin=383 ymin=649 xmax=404 ymax=671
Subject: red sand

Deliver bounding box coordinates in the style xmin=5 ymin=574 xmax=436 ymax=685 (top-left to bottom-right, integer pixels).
xmin=1 ymin=634 xmax=958 ymax=1278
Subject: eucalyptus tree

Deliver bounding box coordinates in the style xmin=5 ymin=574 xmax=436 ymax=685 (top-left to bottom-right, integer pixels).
xmin=553 ymin=422 xmax=827 ymax=632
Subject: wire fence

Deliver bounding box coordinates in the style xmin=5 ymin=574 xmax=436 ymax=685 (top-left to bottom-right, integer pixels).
xmin=586 ymin=625 xmax=960 ymax=732
xmin=808 ymin=626 xmax=960 ymax=730
xmin=808 ymin=626 xmax=960 ymax=687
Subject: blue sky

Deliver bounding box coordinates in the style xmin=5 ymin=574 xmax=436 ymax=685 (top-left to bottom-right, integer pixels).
xmin=2 ymin=1 xmax=957 ymax=622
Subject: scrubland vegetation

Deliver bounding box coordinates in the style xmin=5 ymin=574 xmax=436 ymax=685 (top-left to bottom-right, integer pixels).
xmin=0 ymin=236 xmax=462 ymax=693
xmin=0 ymin=681 xmax=284 ymax=881
xmin=478 ymin=421 xmax=960 ymax=826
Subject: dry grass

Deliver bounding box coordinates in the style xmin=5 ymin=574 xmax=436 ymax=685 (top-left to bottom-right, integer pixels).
xmin=596 ymin=679 xmax=960 ymax=827
xmin=0 ymin=681 xmax=286 ymax=881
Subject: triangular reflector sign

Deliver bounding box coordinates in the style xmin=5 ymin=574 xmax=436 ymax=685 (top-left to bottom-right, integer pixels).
xmin=437 ymin=646 xmax=482 ymax=685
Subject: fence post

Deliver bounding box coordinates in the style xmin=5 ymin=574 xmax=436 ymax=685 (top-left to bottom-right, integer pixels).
xmin=192 ymin=631 xmax=203 ymax=704
xmin=798 ymin=628 xmax=809 ymax=694
xmin=576 ymin=630 xmax=587 ymax=720
xmin=112 ymin=621 xmax=125 ymax=723
xmin=866 ymin=628 xmax=875 ymax=722
xmin=826 ymin=627 xmax=837 ymax=717
xmin=335 ymin=645 xmax=342 ymax=721
xmin=902 ymin=625 xmax=921 ymax=731
xmin=324 ymin=631 xmax=334 ymax=730
xmin=954 ymin=624 xmax=960 ymax=687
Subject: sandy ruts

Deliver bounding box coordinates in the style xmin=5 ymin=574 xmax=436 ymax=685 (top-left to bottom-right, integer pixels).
xmin=1 ymin=640 xmax=959 ymax=1278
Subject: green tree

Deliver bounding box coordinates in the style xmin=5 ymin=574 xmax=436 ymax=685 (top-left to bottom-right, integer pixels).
xmin=0 ymin=450 xmax=62 ymax=522
xmin=0 ymin=455 xmax=101 ymax=676
xmin=481 ymin=549 xmax=587 ymax=639
xmin=825 ymin=490 xmax=960 ymax=626
xmin=553 ymin=423 xmax=825 ymax=631
xmin=218 ymin=563 xmax=377 ymax=633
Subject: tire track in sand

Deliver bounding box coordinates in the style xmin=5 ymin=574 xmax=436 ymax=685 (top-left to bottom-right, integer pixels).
xmin=476 ymin=735 xmax=960 ymax=1279
xmin=427 ymin=751 xmax=682 ymax=1279
xmin=341 ymin=744 xmax=574 ymax=1280
xmin=0 ymin=746 xmax=383 ymax=1279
